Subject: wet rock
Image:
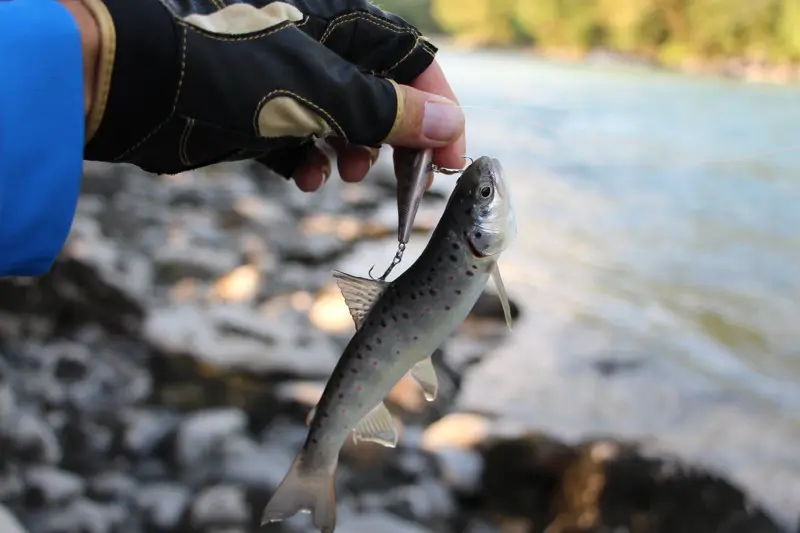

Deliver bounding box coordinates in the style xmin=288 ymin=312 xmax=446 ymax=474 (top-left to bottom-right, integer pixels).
xmin=0 ymin=504 xmax=28 ymax=533
xmin=88 ymin=471 xmax=138 ymax=503
xmin=432 ymin=447 xmax=484 ymax=494
xmin=477 ymin=433 xmax=786 ymax=533
xmin=0 ymin=463 xmax=25 ymax=501
xmin=381 ymin=479 xmax=456 ymax=527
xmin=189 ymin=485 xmax=250 ymax=528
xmin=175 ymin=408 xmax=248 ymax=470
xmin=5 ymin=412 xmax=62 ymax=465
xmin=218 ymin=436 xmax=295 ymax=491
xmin=23 ymin=466 xmax=85 ymax=507
xmin=551 ymin=439 xmax=785 ymax=533
xmin=280 ymin=233 xmax=353 ymax=265
xmin=154 ymin=246 xmax=241 ymax=284
xmin=136 ymin=482 xmax=191 ymax=531
xmin=121 ymin=408 xmax=179 ymax=458
xmin=32 ymin=498 xmax=116 ymax=533
xmin=23 ymin=340 xmax=152 ymax=411
xmin=336 ymin=510 xmax=434 ymax=533
xmin=421 ymin=412 xmax=492 ymax=451
xmin=144 ymin=303 xmax=340 ymax=378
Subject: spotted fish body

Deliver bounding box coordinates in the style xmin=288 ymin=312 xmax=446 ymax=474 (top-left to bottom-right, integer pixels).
xmin=261 ymin=156 xmax=516 ymax=533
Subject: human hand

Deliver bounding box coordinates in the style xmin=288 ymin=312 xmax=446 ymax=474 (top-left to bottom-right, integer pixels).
xmin=76 ymin=0 xmax=466 ymax=188
xmin=291 ymin=59 xmax=467 ymax=192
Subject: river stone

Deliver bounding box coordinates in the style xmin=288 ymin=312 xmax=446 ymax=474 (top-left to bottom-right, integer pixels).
xmin=24 ymin=466 xmax=85 ymax=506
xmin=175 ymin=408 xmax=248 ymax=470
xmin=137 ymin=482 xmax=191 ymax=531
xmin=189 ymin=485 xmax=250 ymax=528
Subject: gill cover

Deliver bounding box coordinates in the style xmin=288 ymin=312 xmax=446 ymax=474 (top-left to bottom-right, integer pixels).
xmin=466 ymin=157 xmax=515 ymax=258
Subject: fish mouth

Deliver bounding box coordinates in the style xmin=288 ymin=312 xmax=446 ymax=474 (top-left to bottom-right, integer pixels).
xmin=467 ymin=239 xmax=487 ymax=258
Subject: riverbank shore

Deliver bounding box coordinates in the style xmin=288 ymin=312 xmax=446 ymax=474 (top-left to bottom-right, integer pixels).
xmin=0 ymin=152 xmax=793 ymax=533
xmin=434 ymin=34 xmax=800 ymax=86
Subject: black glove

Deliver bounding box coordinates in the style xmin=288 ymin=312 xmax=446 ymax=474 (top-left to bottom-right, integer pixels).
xmin=79 ymin=0 xmax=438 ymax=179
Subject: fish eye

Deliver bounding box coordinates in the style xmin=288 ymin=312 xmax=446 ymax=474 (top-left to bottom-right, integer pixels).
xmin=479 ymin=185 xmax=492 ymax=198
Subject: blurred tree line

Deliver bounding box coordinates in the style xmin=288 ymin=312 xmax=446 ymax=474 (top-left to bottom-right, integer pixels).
xmin=375 ymin=0 xmax=800 ymax=63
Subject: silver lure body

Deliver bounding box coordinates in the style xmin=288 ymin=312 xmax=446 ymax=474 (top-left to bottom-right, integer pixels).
xmin=261 ymin=156 xmax=515 ymax=533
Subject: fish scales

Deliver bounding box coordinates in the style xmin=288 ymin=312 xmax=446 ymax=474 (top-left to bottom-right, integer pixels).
xmin=304 ymin=227 xmax=492 ymax=468
xmin=261 ymin=156 xmax=516 ymax=533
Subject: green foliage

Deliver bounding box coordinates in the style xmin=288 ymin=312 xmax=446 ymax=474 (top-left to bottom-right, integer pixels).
xmin=409 ymin=0 xmax=800 ymax=62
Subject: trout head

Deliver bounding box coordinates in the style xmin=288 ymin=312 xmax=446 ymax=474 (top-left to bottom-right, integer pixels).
xmin=447 ymin=156 xmax=516 ymax=259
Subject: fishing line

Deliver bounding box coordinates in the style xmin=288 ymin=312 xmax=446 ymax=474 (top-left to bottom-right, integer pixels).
xmin=452 ymin=103 xmax=800 ymax=169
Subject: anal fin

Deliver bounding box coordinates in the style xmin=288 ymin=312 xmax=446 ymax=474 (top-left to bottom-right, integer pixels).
xmin=410 ymin=358 xmax=438 ymax=401
xmin=352 ymin=402 xmax=398 ymax=448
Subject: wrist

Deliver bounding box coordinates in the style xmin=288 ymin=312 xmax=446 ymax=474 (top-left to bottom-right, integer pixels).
xmin=56 ymin=0 xmax=116 ymax=144
xmin=56 ymin=0 xmax=99 ymax=119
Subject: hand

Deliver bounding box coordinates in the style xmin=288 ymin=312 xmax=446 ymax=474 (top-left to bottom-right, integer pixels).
xmin=74 ymin=0 xmax=466 ymax=190
xmin=293 ymin=59 xmax=467 ymax=192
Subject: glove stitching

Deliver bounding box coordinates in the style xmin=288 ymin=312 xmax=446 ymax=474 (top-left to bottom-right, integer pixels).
xmin=209 ymin=0 xmax=226 ymax=10
xmin=252 ymin=89 xmax=346 ymax=140
xmin=320 ymin=10 xmax=418 ymax=43
xmin=320 ymin=11 xmax=415 ymax=44
xmin=112 ymin=25 xmax=189 ymax=162
xmin=179 ymin=117 xmax=196 ymax=166
xmin=176 ymin=17 xmax=309 ymax=42
xmin=386 ymin=36 xmax=435 ymax=73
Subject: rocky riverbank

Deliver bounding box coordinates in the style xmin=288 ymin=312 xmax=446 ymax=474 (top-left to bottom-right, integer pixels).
xmin=0 ymin=152 xmax=792 ymax=533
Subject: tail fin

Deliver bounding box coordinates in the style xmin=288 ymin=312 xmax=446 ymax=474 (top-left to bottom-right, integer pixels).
xmin=260 ymin=452 xmax=337 ymax=533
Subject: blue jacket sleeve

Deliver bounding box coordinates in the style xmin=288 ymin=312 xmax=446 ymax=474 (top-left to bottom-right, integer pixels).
xmin=0 ymin=0 xmax=85 ymax=277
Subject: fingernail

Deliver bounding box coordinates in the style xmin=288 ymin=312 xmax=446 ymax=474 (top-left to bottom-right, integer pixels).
xmin=422 ymin=101 xmax=464 ymax=142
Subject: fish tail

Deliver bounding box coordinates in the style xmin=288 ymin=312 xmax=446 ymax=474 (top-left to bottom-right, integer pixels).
xmin=260 ymin=451 xmax=337 ymax=533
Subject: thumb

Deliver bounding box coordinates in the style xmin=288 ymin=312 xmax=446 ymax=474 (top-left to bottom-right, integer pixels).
xmin=382 ymin=82 xmax=465 ymax=148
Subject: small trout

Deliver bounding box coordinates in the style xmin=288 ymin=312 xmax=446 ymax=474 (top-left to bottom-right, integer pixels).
xmin=261 ymin=156 xmax=516 ymax=533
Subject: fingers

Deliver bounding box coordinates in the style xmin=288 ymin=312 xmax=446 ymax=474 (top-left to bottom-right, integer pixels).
xmin=408 ymin=61 xmax=467 ymax=170
xmin=382 ymin=83 xmax=465 ymax=152
xmin=328 ymin=138 xmax=379 ymax=183
xmin=293 ymin=144 xmax=331 ymax=192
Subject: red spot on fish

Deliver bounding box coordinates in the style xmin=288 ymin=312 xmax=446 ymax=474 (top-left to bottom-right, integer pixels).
xmin=396 ymin=332 xmax=401 ymax=338
xmin=356 ymin=385 xmax=363 ymax=391
xmin=449 ymin=276 xmax=454 ymax=281
xmin=425 ymin=307 xmax=431 ymax=313
xmin=341 ymin=408 xmax=347 ymax=413
xmin=372 ymin=361 xmax=379 ymax=367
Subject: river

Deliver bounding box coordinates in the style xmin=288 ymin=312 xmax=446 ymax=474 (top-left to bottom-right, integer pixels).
xmin=337 ymin=46 xmax=800 ymax=528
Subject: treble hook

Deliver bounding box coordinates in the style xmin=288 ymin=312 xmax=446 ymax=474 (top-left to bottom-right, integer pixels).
xmin=371 ymin=242 xmax=406 ymax=281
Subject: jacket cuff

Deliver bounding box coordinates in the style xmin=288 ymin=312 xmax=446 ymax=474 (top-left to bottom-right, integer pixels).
xmin=0 ymin=0 xmax=85 ymax=276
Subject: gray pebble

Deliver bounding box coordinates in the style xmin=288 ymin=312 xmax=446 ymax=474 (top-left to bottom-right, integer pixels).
xmin=24 ymin=466 xmax=84 ymax=506
xmin=89 ymin=471 xmax=138 ymax=502
xmin=136 ymin=482 xmax=191 ymax=531
xmin=190 ymin=485 xmax=249 ymax=528
xmin=0 ymin=504 xmax=28 ymax=533
xmin=175 ymin=408 xmax=248 ymax=470
xmin=33 ymin=498 xmax=114 ymax=533
xmin=7 ymin=412 xmax=62 ymax=464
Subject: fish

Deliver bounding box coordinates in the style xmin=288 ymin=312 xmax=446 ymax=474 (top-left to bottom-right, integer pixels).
xmin=393 ymin=147 xmax=435 ymax=246
xmin=260 ymin=155 xmax=516 ymax=533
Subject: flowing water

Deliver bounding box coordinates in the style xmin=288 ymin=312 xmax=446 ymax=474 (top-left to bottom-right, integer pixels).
xmin=338 ymin=46 xmax=800 ymax=528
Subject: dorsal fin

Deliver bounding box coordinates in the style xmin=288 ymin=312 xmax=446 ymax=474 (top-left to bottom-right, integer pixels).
xmin=331 ymin=270 xmax=389 ymax=330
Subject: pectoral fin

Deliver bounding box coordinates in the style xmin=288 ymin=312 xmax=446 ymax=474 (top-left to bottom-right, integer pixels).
xmin=332 ymin=271 xmax=389 ymax=329
xmin=352 ymin=402 xmax=398 ymax=448
xmin=491 ymin=263 xmax=513 ymax=330
xmin=305 ymin=406 xmax=317 ymax=426
xmin=410 ymin=358 xmax=438 ymax=401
